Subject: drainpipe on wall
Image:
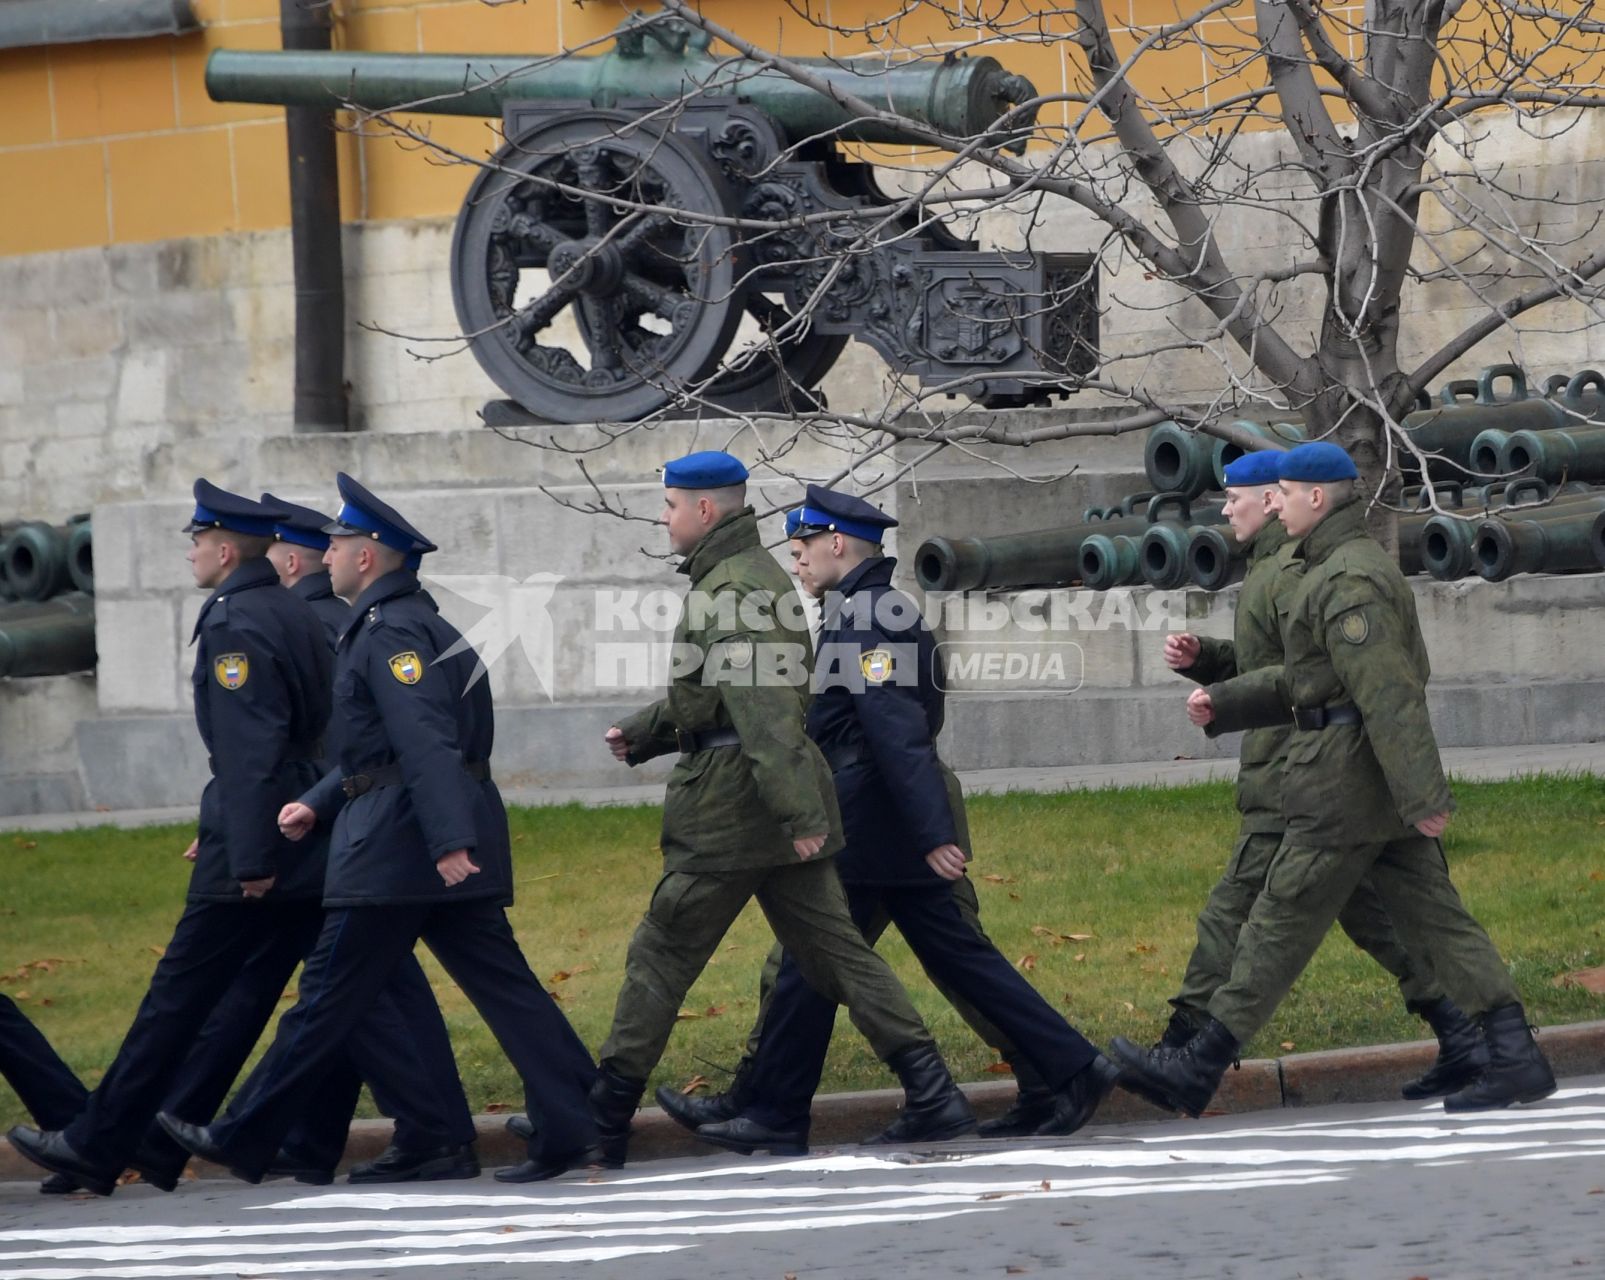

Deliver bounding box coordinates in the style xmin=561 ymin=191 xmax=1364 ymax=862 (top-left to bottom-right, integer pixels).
xmin=280 ymin=0 xmax=350 ymax=431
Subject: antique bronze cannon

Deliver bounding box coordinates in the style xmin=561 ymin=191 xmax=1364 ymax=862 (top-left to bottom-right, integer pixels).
xmin=0 ymin=593 xmax=95 ymax=678
xmin=915 ymin=493 xmax=1220 ymax=592
xmin=206 ymin=10 xmax=1099 ymax=423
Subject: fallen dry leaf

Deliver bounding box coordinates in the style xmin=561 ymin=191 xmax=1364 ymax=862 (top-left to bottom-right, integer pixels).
xmin=675 ymin=1008 xmax=703 ymax=1020
xmin=1039 ymin=1180 xmax=1051 ymax=1191
xmin=484 ymin=1102 xmax=515 ymax=1114
xmin=1280 ymin=1041 xmax=1296 ymax=1051
xmin=1073 ymin=953 xmax=1086 ymax=963
xmin=703 ymin=1004 xmax=727 ymax=1018
xmin=1006 ymin=1267 xmax=1030 ymax=1274
xmin=1017 ymin=953 xmax=1037 ymax=972
xmin=680 ymin=1075 xmax=711 ymax=1095
xmin=1552 ymin=965 xmax=1605 ymax=995
xmin=278 ymin=989 xmax=298 ymax=1002
xmin=500 ymin=1225 xmax=522 ymax=1233
xmin=785 ymin=1273 xmax=798 ymax=1280
xmin=984 ymin=1062 xmax=1015 ymax=1075
xmin=981 ymin=873 xmax=1016 ymax=884
xmin=549 ymin=965 xmax=593 ymax=984
xmin=147 ymin=945 xmax=165 ymax=958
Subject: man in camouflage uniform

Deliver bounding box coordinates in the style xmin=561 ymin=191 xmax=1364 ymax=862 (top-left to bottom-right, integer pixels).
xmin=1114 ymin=442 xmax=1555 ymax=1116
xmin=596 ymin=451 xmax=974 ymax=1163
xmin=1154 ymin=450 xmax=1486 ymax=1100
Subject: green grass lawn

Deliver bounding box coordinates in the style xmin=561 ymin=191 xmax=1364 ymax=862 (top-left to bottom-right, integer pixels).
xmin=3 ymin=774 xmax=1602 ymax=1127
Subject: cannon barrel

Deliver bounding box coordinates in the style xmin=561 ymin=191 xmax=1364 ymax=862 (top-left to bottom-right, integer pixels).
xmin=1185 ymin=526 xmax=1244 ymax=590
xmin=66 ymin=520 xmax=93 ymax=595
xmin=1472 ymin=498 xmax=1605 ymax=581
xmin=1500 ymin=426 xmax=1605 ymax=484
xmin=1140 ymin=520 xmax=1215 ymax=589
xmin=1077 ymin=533 xmax=1141 ymax=591
xmin=914 ymin=492 xmax=1220 ymax=592
xmin=0 ymin=608 xmax=96 ymax=678
xmin=0 ymin=522 xmax=72 ymax=602
xmin=1419 ymin=486 xmax=1600 ymax=580
xmin=205 ymin=46 xmax=1039 ymax=149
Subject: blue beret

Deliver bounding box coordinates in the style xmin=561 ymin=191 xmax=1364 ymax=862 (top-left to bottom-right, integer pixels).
xmin=1278 ymin=442 xmax=1359 ymax=483
xmin=663 ymin=451 xmax=749 ymax=489
xmin=323 ymin=473 xmax=438 ymax=568
xmin=1222 ymin=450 xmax=1284 ymax=487
xmin=183 ymin=479 xmax=287 ymax=538
xmin=793 ymin=483 xmax=898 ymax=544
xmin=783 ymin=508 xmax=804 ymax=538
xmin=262 ymin=492 xmax=335 ymax=551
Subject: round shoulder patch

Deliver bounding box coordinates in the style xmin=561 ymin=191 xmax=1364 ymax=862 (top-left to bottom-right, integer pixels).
xmin=214 ymin=653 xmax=249 ymax=690
xmin=860 ymin=647 xmax=894 ymax=683
xmin=1338 ymin=611 xmax=1369 ymax=645
xmin=388 ymin=651 xmax=424 ymax=684
xmin=722 ymin=636 xmax=754 ymax=669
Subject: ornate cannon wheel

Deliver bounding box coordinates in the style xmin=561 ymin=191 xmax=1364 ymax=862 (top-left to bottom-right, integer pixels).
xmin=452 ymin=111 xmax=747 ymax=423
xmin=701 ymin=292 xmax=847 ymax=413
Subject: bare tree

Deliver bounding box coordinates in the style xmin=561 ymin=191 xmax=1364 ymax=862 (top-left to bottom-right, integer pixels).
xmin=313 ymin=0 xmax=1605 ymax=516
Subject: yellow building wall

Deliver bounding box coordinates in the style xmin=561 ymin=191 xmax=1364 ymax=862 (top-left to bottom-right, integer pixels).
xmin=0 ymin=0 xmax=1413 ymax=258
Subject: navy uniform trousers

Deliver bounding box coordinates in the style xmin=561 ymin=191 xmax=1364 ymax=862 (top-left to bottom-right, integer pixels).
xmin=63 ymin=899 xmax=470 ymax=1177
xmin=206 ymin=897 xmax=597 ymax=1177
xmin=742 ymin=877 xmax=1100 ymax=1132
xmin=0 ymin=995 xmax=88 ymax=1129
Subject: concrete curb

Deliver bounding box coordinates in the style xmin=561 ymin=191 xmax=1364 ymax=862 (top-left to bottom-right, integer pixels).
xmin=6 ymin=1020 xmax=1601 ymax=1187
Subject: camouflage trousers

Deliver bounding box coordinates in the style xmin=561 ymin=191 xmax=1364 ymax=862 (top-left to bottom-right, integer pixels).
xmin=1207 ymin=834 xmax=1522 ymax=1044
xmin=736 ymin=872 xmax=1051 ymax=1097
xmin=1169 ymin=830 xmax=1444 ymax=1030
xmin=599 ymin=856 xmax=930 ymax=1083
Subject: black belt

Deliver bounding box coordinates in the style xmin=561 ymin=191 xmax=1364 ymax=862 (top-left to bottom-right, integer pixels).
xmin=1291 ymin=704 xmax=1361 ymax=730
xmin=209 ymin=738 xmax=324 ymax=775
xmin=675 ymin=727 xmax=741 ymax=754
xmin=822 ymin=742 xmax=867 ymax=773
xmin=342 ymin=759 xmax=490 ymax=799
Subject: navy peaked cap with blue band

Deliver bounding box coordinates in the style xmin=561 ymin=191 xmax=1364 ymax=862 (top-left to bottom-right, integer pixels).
xmin=793 ymin=484 xmax=898 ymax=544
xmin=1278 ymin=441 xmax=1359 ymax=483
xmin=261 ymin=492 xmax=336 ymax=551
xmin=183 ymin=479 xmax=287 ymax=538
xmin=662 ymin=451 xmax=749 ymax=489
xmin=323 ymin=472 xmax=438 ymax=565
xmin=1221 ymin=450 xmax=1284 ymax=488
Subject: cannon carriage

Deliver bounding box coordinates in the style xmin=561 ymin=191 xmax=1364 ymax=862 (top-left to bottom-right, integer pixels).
xmin=207 ymin=11 xmax=1100 ymax=423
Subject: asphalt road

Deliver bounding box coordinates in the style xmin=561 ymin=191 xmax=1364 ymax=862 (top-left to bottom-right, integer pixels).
xmin=3 ymin=1077 xmax=1603 ymax=1280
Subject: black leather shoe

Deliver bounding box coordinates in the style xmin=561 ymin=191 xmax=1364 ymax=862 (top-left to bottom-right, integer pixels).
xmin=493 ymin=1145 xmax=603 ymax=1184
xmin=977 ymin=1086 xmax=1056 ymax=1138
xmin=262 ymin=1150 xmax=335 ymax=1186
xmin=6 ymin=1127 xmax=118 ymax=1197
xmin=692 ymin=1116 xmax=809 ymax=1157
xmin=154 ymin=1113 xmax=261 ymax=1185
xmin=654 ymin=1084 xmax=744 ymax=1134
xmin=505 ymin=1115 xmax=535 ymax=1142
xmin=348 ymin=1143 xmax=479 ymax=1184
xmin=1035 ymin=1055 xmax=1123 ymax=1137
xmin=39 ymin=1171 xmax=80 ymax=1195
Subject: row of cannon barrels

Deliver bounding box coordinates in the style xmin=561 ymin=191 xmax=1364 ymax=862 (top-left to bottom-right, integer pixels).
xmin=1145 ymin=365 xmax=1605 ymax=499
xmin=912 ymin=477 xmax=1605 ymax=596
xmin=0 ymin=518 xmax=95 ymax=679
xmin=0 ymin=517 xmax=93 ymax=602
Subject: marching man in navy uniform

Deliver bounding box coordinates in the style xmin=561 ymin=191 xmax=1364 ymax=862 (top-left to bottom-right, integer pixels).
xmin=661 ymin=485 xmax=1121 ymax=1154
xmin=8 ymin=482 xmax=335 ymax=1195
xmin=159 ymin=474 xmax=600 ymax=1184
xmin=264 ymin=494 xmax=355 ymax=645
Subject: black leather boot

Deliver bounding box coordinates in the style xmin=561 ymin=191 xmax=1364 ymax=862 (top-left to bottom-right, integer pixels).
xmin=865 ymin=1044 xmax=977 ymax=1146
xmin=589 ymin=1067 xmax=645 ymax=1168
xmin=1110 ymin=1018 xmax=1240 ymax=1118
xmin=1401 ymin=997 xmax=1490 ymax=1100
xmin=1159 ymin=1008 xmax=1201 ymax=1049
xmin=1443 ymin=1004 xmax=1556 ymax=1112
xmin=977 ymin=1052 xmax=1055 ymax=1138
xmin=1035 ymin=1055 xmax=1124 ymax=1137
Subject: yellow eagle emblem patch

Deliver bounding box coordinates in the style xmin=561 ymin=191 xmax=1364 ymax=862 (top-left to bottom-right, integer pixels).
xmin=860 ymin=648 xmax=894 ymax=684
xmin=1338 ymin=612 xmax=1369 ymax=645
xmin=214 ymin=653 xmax=249 ymax=690
xmin=388 ymin=651 xmax=424 ymax=684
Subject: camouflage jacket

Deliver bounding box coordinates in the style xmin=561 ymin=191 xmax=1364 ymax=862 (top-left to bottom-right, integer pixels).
xmin=618 ymin=508 xmax=843 ymax=871
xmin=1184 ymin=517 xmax=1296 ymax=834
xmin=1208 ymin=499 xmax=1453 ymax=844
